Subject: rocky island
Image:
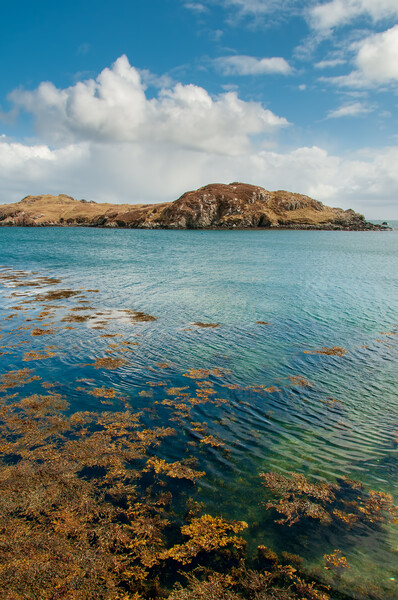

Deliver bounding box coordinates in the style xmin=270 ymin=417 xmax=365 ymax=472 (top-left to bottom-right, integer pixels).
xmin=0 ymin=182 xmax=386 ymax=230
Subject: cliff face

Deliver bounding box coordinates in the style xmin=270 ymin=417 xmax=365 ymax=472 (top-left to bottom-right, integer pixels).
xmin=0 ymin=184 xmax=383 ymax=230
xmin=157 ymin=183 xmax=373 ymax=230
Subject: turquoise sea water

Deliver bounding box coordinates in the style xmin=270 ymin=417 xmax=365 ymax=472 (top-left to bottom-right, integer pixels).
xmin=0 ymin=227 xmax=397 ymax=598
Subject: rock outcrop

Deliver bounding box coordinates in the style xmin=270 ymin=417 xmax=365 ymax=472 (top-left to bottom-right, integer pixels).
xmin=0 ymin=184 xmax=386 ymax=230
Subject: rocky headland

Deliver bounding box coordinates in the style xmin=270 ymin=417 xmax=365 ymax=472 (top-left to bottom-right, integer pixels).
xmin=0 ymin=183 xmax=386 ymax=230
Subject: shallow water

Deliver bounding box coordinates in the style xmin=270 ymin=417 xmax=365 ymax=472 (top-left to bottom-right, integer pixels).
xmin=0 ymin=227 xmax=397 ymax=598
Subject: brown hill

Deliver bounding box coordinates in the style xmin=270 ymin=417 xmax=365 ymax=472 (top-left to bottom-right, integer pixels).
xmin=0 ymin=184 xmax=383 ymax=230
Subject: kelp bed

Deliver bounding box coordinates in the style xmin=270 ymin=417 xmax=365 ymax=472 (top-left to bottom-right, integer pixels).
xmin=0 ymin=267 xmax=397 ymax=600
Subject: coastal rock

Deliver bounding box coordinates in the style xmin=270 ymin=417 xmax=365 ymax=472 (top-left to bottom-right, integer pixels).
xmin=0 ymin=184 xmax=387 ymax=230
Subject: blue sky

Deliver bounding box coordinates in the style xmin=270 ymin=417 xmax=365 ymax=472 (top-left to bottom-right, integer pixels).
xmin=1 ymin=0 xmax=398 ymax=218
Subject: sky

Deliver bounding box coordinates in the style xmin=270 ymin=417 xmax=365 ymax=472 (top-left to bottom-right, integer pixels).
xmin=0 ymin=1 xmax=398 ymax=218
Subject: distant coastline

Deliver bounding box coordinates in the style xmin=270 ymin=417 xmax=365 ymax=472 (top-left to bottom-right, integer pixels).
xmin=370 ymin=219 xmax=397 ymax=230
xmin=0 ymin=183 xmax=391 ymax=231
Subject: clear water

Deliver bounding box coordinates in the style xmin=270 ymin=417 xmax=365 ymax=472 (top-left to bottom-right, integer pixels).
xmin=0 ymin=227 xmax=397 ymax=598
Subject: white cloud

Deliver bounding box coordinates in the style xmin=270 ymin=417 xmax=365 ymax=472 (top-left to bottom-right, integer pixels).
xmin=189 ymin=0 xmax=301 ymax=26
xmin=214 ymin=55 xmax=292 ymax=75
xmin=320 ymin=71 xmax=364 ymax=88
xmin=315 ymin=58 xmax=346 ymax=69
xmin=219 ymin=0 xmax=299 ymax=17
xmin=355 ymin=25 xmax=398 ymax=83
xmin=9 ymin=55 xmax=287 ymax=154
xmin=252 ymin=145 xmax=398 ymax=217
xmin=1 ymin=56 xmax=398 ymax=218
xmin=1 ymin=135 xmax=398 ymax=218
xmin=192 ymin=0 xmax=398 ymax=29
xmin=326 ymin=101 xmax=372 ymax=118
xmin=184 ymin=2 xmax=208 ymax=13
xmin=309 ymin=0 xmax=398 ymax=32
xmin=320 ymin=25 xmax=398 ymax=88
xmin=0 ymin=104 xmax=18 ymax=125
xmin=0 ymin=140 xmax=89 ymax=173
xmin=138 ymin=69 xmax=174 ymax=90
xmin=0 ymin=139 xmax=90 ymax=200
xmin=209 ymin=29 xmax=224 ymax=41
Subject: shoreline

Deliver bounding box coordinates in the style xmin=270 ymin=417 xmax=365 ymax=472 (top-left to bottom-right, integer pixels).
xmin=0 ymin=223 xmax=391 ymax=231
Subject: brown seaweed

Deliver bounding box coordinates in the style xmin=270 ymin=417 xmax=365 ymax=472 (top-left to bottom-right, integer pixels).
xmin=28 ymin=289 xmax=81 ymax=302
xmin=0 ymin=368 xmax=41 ymax=391
xmin=261 ymin=471 xmax=397 ymax=528
xmin=304 ymin=347 xmax=347 ymax=357
xmin=160 ymin=514 xmax=247 ymax=565
xmin=30 ymin=327 xmax=57 ymax=336
xmin=90 ymin=357 xmax=127 ymax=369
xmin=288 ymin=376 xmax=312 ymax=388
xmin=22 ymin=350 xmax=56 ymax=361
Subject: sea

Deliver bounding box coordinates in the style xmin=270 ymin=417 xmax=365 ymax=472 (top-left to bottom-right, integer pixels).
xmin=0 ymin=225 xmax=397 ymax=599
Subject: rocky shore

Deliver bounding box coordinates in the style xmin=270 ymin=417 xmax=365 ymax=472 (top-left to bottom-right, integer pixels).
xmin=0 ymin=183 xmax=388 ymax=230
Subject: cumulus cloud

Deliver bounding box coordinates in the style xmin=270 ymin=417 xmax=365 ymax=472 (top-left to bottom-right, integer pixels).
xmin=213 ymin=55 xmax=292 ymax=75
xmin=1 ymin=55 xmax=398 ymax=218
xmin=355 ymin=25 xmax=398 ymax=83
xmin=0 ymin=138 xmax=90 ymax=201
xmin=9 ymin=55 xmax=287 ymax=154
xmin=326 ymin=101 xmax=372 ymax=118
xmin=252 ymin=145 xmax=398 ymax=217
xmin=309 ymin=0 xmax=398 ymax=32
xmin=321 ymin=25 xmax=398 ymax=88
xmin=1 ymin=133 xmax=398 ymax=218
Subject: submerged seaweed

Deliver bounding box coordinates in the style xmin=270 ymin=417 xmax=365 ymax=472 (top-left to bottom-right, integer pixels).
xmin=0 ymin=265 xmax=397 ymax=600
xmin=0 ymin=392 xmax=335 ymax=600
xmin=261 ymin=471 xmax=397 ymax=528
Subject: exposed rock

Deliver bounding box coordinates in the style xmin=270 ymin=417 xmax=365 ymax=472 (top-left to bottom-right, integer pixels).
xmin=0 ymin=184 xmax=388 ymax=230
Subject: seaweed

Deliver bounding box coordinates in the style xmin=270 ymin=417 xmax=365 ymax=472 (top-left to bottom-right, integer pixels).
xmin=62 ymin=313 xmax=91 ymax=323
xmin=199 ymin=435 xmax=224 ymax=448
xmin=28 ymin=289 xmax=81 ymax=302
xmin=323 ymin=550 xmax=350 ymax=574
xmin=160 ymin=515 xmax=247 ymax=565
xmin=288 ymin=376 xmax=312 ymax=388
xmin=0 ymin=395 xmax=180 ymax=597
xmin=145 ymin=457 xmax=205 ymax=481
xmin=86 ymin=387 xmax=119 ymax=399
xmin=0 ymin=368 xmax=41 ymax=391
xmin=304 ymin=347 xmax=347 ymax=357
xmin=183 ymin=368 xmax=223 ymax=380
xmin=22 ymin=350 xmax=56 ymax=361
xmin=261 ymin=471 xmax=397 ymax=528
xmin=30 ymin=327 xmax=57 ymax=336
xmin=90 ymin=357 xmax=127 ymax=369
xmin=124 ymin=309 xmax=157 ymax=322
xmin=1 ymin=265 xmax=395 ymax=600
